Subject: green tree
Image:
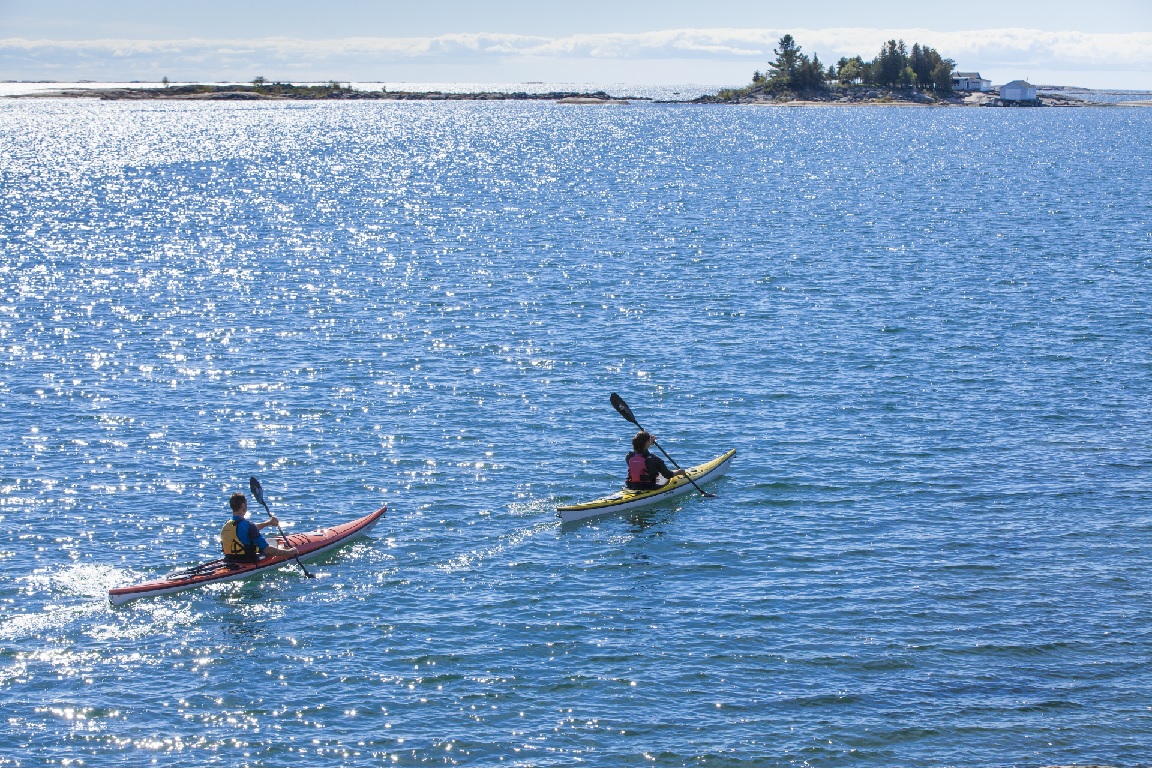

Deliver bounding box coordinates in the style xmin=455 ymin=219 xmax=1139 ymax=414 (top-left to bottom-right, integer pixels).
xmin=873 ymin=40 xmax=908 ymax=87
xmin=766 ymin=34 xmax=803 ymax=90
xmin=796 ymin=53 xmax=827 ymax=91
xmin=836 ymin=56 xmax=864 ymax=85
xmin=744 ymin=34 xmax=956 ymax=97
xmin=909 ymin=44 xmax=931 ymax=87
xmin=909 ymin=44 xmax=955 ymax=92
xmin=764 ymin=35 xmax=827 ymax=93
xmin=931 ymin=59 xmax=956 ymax=94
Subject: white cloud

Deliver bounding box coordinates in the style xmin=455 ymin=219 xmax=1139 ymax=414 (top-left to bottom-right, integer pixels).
xmin=1 ymin=28 xmax=1149 ymax=88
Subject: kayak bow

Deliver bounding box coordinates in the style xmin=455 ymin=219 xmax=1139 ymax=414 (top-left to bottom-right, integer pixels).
xmin=557 ymin=450 xmax=734 ymax=523
xmin=108 ymin=505 xmax=386 ymax=606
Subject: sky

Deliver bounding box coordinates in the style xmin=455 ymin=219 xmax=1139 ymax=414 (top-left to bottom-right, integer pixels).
xmin=1 ymin=0 xmax=1150 ymax=89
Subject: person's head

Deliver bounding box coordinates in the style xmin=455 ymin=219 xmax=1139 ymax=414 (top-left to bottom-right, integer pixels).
xmin=229 ymin=492 xmax=248 ymax=516
xmin=632 ymin=430 xmax=654 ymax=453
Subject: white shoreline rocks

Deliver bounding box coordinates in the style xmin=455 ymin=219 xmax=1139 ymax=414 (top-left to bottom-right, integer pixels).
xmin=9 ymin=84 xmax=637 ymax=104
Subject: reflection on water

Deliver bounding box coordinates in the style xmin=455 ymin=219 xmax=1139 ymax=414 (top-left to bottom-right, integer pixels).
xmin=1 ymin=98 xmax=1151 ymax=765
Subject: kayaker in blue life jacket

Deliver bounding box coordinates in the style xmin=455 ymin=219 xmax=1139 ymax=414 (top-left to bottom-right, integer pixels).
xmin=220 ymin=492 xmax=299 ymax=562
xmin=625 ymin=430 xmax=686 ymax=490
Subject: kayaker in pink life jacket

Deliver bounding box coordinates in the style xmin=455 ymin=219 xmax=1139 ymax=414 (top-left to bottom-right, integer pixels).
xmin=625 ymin=430 xmax=686 ymax=490
xmin=221 ymin=493 xmax=299 ymax=562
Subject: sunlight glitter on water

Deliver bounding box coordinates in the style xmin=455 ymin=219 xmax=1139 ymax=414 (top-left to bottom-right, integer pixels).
xmin=1 ymin=98 xmax=1152 ymax=765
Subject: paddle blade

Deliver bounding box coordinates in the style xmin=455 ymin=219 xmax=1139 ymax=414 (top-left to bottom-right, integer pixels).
xmin=248 ymin=476 xmax=270 ymax=514
xmin=609 ymin=392 xmax=640 ymax=426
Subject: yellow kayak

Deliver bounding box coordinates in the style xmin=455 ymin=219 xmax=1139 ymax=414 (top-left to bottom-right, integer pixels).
xmin=557 ymin=449 xmax=735 ymax=522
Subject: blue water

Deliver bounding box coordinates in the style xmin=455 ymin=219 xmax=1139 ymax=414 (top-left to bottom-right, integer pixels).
xmin=2 ymin=99 xmax=1152 ymax=766
xmin=1037 ymin=86 xmax=1152 ymax=104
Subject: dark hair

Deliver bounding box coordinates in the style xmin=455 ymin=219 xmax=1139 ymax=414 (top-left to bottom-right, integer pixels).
xmin=632 ymin=431 xmax=651 ymax=453
xmin=229 ymin=493 xmax=247 ymax=513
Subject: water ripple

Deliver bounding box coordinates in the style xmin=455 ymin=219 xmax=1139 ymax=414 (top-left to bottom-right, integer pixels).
xmin=1 ymin=99 xmax=1151 ymax=766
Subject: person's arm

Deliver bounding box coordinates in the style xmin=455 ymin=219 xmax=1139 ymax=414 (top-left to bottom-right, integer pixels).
xmin=650 ymin=454 xmax=685 ymax=479
xmin=252 ymin=519 xmax=298 ymax=556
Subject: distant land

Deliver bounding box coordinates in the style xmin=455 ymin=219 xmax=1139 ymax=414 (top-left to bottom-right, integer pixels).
xmin=697 ymin=34 xmax=1152 ymax=107
xmin=8 ymin=80 xmax=1152 ymax=107
xmin=8 ymin=82 xmax=635 ymax=104
xmin=694 ymin=85 xmax=1143 ymax=107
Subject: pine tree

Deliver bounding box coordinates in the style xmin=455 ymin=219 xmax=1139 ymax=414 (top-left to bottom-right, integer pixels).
xmin=766 ymin=35 xmax=802 ymax=91
xmin=765 ymin=35 xmax=827 ymax=93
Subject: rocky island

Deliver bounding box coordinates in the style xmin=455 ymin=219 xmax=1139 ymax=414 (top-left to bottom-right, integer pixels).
xmin=15 ymin=81 xmax=637 ymax=103
xmin=693 ymin=34 xmax=1100 ymax=107
xmin=694 ymin=84 xmax=1098 ymax=107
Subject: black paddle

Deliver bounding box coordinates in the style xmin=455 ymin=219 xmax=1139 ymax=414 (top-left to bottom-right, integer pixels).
xmin=249 ymin=476 xmax=314 ymax=578
xmin=609 ymin=392 xmax=715 ymax=498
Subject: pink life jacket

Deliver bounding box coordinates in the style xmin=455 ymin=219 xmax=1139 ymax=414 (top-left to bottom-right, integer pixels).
xmin=627 ymin=452 xmax=650 ymax=484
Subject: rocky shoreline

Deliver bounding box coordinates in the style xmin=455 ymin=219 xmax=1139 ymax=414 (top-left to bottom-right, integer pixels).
xmin=693 ymin=84 xmax=1104 ymax=107
xmin=11 ymin=83 xmax=638 ymax=103
xmin=8 ymin=82 xmax=1139 ymax=107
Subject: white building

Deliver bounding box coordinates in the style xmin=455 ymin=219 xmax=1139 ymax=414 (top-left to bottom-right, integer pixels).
xmin=1000 ymin=80 xmax=1038 ymax=102
xmin=953 ymin=72 xmax=992 ymax=92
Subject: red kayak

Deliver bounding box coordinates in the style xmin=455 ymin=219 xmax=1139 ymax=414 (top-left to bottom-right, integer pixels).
xmin=108 ymin=505 xmax=386 ymax=606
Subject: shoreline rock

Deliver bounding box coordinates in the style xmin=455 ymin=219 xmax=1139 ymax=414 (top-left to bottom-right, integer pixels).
xmin=556 ymin=96 xmax=628 ymax=105
xmin=692 ymin=84 xmax=1103 ymax=108
xmin=8 ymin=84 xmax=639 ymax=104
xmin=7 ymin=82 xmax=1116 ymax=107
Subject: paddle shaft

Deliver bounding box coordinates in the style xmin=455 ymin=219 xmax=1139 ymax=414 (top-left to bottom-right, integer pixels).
xmin=610 ymin=393 xmax=714 ymax=498
xmin=273 ymin=522 xmax=309 ymax=572
xmin=249 ymin=477 xmax=313 ymax=578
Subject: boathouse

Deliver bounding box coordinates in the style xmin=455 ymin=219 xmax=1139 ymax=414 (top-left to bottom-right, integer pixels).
xmin=1000 ymin=80 xmax=1038 ymax=103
